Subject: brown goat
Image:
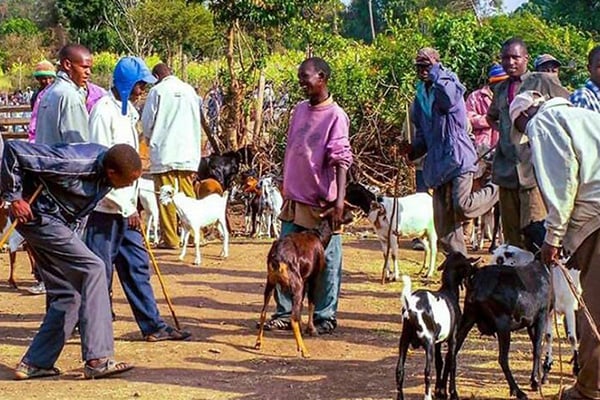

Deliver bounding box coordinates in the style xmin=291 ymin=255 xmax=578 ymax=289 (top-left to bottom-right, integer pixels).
xmin=255 ymin=215 xmax=345 ymax=358
xmin=194 ymin=178 xmax=224 ymax=200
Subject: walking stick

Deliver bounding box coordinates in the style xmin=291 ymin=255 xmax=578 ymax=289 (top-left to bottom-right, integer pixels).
xmin=0 ymin=185 xmax=44 ymax=249
xmin=140 ymin=221 xmax=181 ymax=330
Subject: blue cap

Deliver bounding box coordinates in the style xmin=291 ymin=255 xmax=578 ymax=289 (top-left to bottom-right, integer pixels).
xmin=113 ymin=56 xmax=157 ymax=115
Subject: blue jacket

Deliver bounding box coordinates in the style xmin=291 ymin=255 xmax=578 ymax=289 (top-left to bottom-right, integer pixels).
xmin=410 ymin=63 xmax=477 ymax=188
xmin=1 ymin=141 xmax=113 ymax=223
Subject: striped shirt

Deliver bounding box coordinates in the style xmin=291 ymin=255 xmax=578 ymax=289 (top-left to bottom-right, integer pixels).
xmin=570 ymin=79 xmax=600 ymax=113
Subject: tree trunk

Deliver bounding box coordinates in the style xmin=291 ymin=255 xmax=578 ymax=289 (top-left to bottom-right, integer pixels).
xmin=222 ymin=23 xmax=240 ymax=150
xmin=253 ymin=70 xmax=266 ymax=143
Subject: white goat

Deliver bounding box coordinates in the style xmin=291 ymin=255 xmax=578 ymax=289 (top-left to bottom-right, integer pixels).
xmin=158 ymin=183 xmax=229 ymax=266
xmin=345 ymin=183 xmax=437 ymax=280
xmin=259 ymin=176 xmax=283 ymax=238
xmin=490 ymin=244 xmax=581 ymax=381
xmin=138 ymin=177 xmax=160 ymax=245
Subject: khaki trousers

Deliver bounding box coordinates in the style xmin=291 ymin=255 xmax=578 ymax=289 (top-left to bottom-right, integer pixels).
xmin=498 ymin=186 xmax=546 ymax=248
xmin=153 ymin=171 xmax=196 ymax=248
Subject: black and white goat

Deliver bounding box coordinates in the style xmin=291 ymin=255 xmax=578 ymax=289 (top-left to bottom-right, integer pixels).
xmin=396 ymin=253 xmax=477 ymax=400
xmin=346 ymin=183 xmax=438 ymax=279
xmin=452 ymin=252 xmax=552 ymax=400
xmin=491 ymin=244 xmax=581 ymax=383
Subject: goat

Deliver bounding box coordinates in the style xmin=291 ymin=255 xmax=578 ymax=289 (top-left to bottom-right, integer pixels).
xmin=242 ymin=174 xmax=265 ymax=237
xmin=255 ymin=212 xmax=352 ymax=358
xmin=194 ymin=177 xmax=224 ymax=200
xmin=138 ymin=177 xmax=160 ymax=245
xmin=258 ymin=176 xmax=283 ymax=238
xmin=196 ymin=145 xmax=254 ymax=190
xmin=345 ymin=183 xmax=437 ymax=279
xmin=158 ymin=183 xmax=229 ymax=266
xmin=490 ymin=244 xmax=581 ymax=383
xmin=452 ymin=252 xmax=551 ymax=400
xmin=396 ymin=253 xmax=478 ymax=400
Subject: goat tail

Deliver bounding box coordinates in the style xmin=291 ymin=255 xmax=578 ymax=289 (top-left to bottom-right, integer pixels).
xmin=401 ymin=275 xmax=412 ymax=309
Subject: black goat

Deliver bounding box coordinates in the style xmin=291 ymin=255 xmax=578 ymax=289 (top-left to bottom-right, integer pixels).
xmin=396 ymin=253 xmax=478 ymax=400
xmin=452 ymin=252 xmax=552 ymax=400
xmin=196 ymin=145 xmax=254 ymax=189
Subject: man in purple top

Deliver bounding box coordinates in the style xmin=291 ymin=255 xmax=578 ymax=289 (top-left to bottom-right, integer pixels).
xmin=400 ymin=47 xmax=498 ymax=255
xmin=262 ymin=57 xmax=353 ymax=334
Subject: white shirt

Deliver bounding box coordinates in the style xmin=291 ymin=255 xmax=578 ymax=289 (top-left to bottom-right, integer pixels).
xmin=141 ymin=75 xmax=202 ymax=174
xmin=526 ymin=97 xmax=600 ymax=252
xmin=88 ymin=91 xmax=139 ymax=217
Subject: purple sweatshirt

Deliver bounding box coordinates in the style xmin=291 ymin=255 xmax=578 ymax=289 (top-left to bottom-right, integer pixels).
xmin=283 ymin=99 xmax=353 ymax=207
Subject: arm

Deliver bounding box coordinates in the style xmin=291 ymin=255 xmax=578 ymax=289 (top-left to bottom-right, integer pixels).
xmin=141 ymin=89 xmax=159 ymax=140
xmin=58 ymin=94 xmax=89 ymax=143
xmin=527 ymin=121 xmax=578 ymax=247
xmin=486 ymin=92 xmax=500 ymax=131
xmin=429 ymin=63 xmax=463 ymax=114
xmin=407 ymin=101 xmax=427 ymax=160
xmin=325 ymin=112 xmax=353 ymax=230
xmin=466 ymin=91 xmax=492 ymax=130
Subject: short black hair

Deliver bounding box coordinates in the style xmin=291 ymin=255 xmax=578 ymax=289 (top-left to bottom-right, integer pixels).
xmin=501 ymin=37 xmax=528 ymax=55
xmin=588 ymin=45 xmax=600 ymax=66
xmin=152 ymin=63 xmax=171 ymax=77
xmin=58 ymin=44 xmax=91 ymax=63
xmin=103 ymin=144 xmax=142 ymax=176
xmin=301 ymin=57 xmax=331 ymax=80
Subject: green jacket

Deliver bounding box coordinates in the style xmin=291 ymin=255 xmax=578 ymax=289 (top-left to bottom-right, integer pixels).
xmin=488 ymin=72 xmax=569 ymax=189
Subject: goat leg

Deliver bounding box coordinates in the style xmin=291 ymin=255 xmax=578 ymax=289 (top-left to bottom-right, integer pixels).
xmin=395 ymin=330 xmax=411 ymax=400
xmin=291 ymin=318 xmax=309 ymax=358
xmin=8 ymin=250 xmax=17 ymax=289
xmin=254 ymin=282 xmax=275 ymax=350
xmin=434 ymin=342 xmax=447 ymax=400
xmin=497 ymin=330 xmax=528 ymax=400
xmin=306 ymin=301 xmax=317 ymax=336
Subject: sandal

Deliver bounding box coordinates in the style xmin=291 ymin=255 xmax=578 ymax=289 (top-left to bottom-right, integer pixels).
xmin=261 ymin=318 xmax=291 ymax=331
xmin=315 ymin=319 xmax=337 ymax=335
xmin=14 ymin=361 xmax=60 ymax=380
xmin=145 ymin=326 xmax=192 ymax=342
xmin=84 ymin=359 xmax=134 ymax=379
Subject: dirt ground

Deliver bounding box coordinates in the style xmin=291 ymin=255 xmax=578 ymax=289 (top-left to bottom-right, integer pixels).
xmin=0 ymin=224 xmax=574 ymax=400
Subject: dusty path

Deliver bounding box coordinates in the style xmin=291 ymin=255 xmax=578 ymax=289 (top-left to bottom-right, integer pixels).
xmin=0 ymin=234 xmax=572 ymax=399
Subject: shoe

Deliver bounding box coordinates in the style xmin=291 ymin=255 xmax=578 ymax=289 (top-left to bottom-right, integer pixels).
xmin=260 ymin=318 xmax=291 ymax=331
xmin=145 ymin=326 xmax=192 ymax=342
xmin=83 ymin=358 xmax=134 ymax=379
xmin=14 ymin=361 xmax=60 ymax=380
xmin=25 ymin=281 xmax=46 ymax=295
xmin=156 ymin=242 xmax=179 ymax=250
xmin=315 ymin=319 xmax=337 ymax=335
xmin=411 ymin=238 xmax=425 ymax=251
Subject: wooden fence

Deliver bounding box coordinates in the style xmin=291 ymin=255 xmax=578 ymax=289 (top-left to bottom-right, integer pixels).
xmin=0 ymin=104 xmax=30 ymax=140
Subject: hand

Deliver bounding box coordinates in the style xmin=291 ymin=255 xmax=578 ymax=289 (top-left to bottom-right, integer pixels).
xmin=128 ymin=212 xmax=142 ymax=230
xmin=10 ymin=199 xmax=34 ymax=224
xmin=398 ymin=140 xmax=413 ymax=157
xmin=541 ymin=242 xmax=560 ymax=266
xmin=321 ymin=203 xmax=344 ymax=232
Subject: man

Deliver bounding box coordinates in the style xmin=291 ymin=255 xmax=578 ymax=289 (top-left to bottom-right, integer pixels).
xmin=570 ymin=45 xmax=600 ymax=113
xmin=30 ymin=60 xmax=56 ymax=109
xmin=2 ymin=141 xmax=138 ymax=380
xmin=35 ymin=44 xmax=93 ymax=145
xmin=534 ymin=53 xmax=562 ymax=76
xmin=487 ymin=37 xmax=569 ymax=247
xmin=262 ymin=57 xmax=352 ymax=334
xmin=142 ymin=63 xmax=201 ymax=249
xmin=399 ymin=47 xmax=498 ymax=255
xmin=85 ymin=56 xmax=190 ymax=342
xmin=510 ymin=91 xmax=600 ymax=400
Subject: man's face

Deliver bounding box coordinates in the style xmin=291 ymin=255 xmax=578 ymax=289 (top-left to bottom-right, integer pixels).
xmin=298 ymin=63 xmax=324 ymax=99
xmin=36 ymin=76 xmax=54 ymax=90
xmin=501 ymin=44 xmax=529 ymax=79
xmin=416 ymin=64 xmax=431 ymax=82
xmin=588 ymin=53 xmax=600 ymax=87
xmin=64 ymin=52 xmax=93 ymax=87
xmin=107 ymin=168 xmax=142 ymax=189
xmin=538 ymin=62 xmax=560 ymax=76
xmin=130 ymin=82 xmax=147 ymax=102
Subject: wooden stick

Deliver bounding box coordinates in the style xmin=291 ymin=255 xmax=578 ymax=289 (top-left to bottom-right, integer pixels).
xmin=0 ymin=185 xmax=43 ymax=249
xmin=140 ymin=221 xmax=181 ymax=330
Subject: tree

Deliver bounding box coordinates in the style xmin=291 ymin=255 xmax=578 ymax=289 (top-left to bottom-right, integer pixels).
xmin=520 ymin=0 xmax=600 ymax=35
xmin=55 ymin=0 xmax=120 ymax=51
xmin=0 ymin=17 xmax=39 ymax=36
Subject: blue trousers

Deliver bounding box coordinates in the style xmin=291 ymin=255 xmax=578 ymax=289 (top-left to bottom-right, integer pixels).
xmin=17 ymin=214 xmax=114 ymax=368
xmin=84 ymin=212 xmax=167 ymax=336
xmin=272 ymin=221 xmax=343 ymax=322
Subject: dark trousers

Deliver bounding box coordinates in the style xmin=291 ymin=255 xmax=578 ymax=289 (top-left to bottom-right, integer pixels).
xmin=498 ymin=186 xmax=547 ymax=247
xmin=17 ymin=214 xmax=114 ymax=368
xmin=84 ymin=212 xmax=167 ymax=336
xmin=572 ymin=228 xmax=600 ymax=399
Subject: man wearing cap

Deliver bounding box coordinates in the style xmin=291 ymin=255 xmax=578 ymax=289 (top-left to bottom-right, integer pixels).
xmin=571 ymin=45 xmax=600 ymax=113
xmin=534 ymin=53 xmax=562 ymax=76
xmin=487 ymin=37 xmax=569 ymax=247
xmin=85 ymin=57 xmax=191 ymax=342
xmin=399 ymin=47 xmax=498 ymax=255
xmin=141 ymin=63 xmax=201 ymax=249
xmin=510 ymin=91 xmax=600 ymax=400
xmin=30 ymin=60 xmax=56 ymax=108
xmin=466 ymin=63 xmax=507 ymax=149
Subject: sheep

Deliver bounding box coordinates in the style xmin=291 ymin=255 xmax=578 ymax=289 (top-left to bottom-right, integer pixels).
xmin=345 ymin=183 xmax=438 ymax=279
xmin=138 ymin=177 xmax=160 ymax=245
xmin=490 ymin=244 xmax=581 ymax=383
xmin=396 ymin=252 xmax=478 ymax=400
xmin=452 ymin=252 xmax=551 ymax=400
xmin=254 ymin=216 xmax=340 ymax=358
xmin=158 ymin=183 xmax=229 ymax=266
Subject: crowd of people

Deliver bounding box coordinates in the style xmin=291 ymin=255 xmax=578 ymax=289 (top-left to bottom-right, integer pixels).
xmin=1 ymin=36 xmax=600 ymax=399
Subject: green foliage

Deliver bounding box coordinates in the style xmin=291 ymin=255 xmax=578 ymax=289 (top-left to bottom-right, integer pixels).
xmin=55 ymin=0 xmax=120 ymax=51
xmin=0 ymin=17 xmax=39 ymax=36
xmin=520 ymin=0 xmax=600 ymax=36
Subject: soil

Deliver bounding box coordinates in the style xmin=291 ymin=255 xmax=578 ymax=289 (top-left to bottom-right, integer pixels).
xmin=0 ymin=219 xmax=573 ymax=400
